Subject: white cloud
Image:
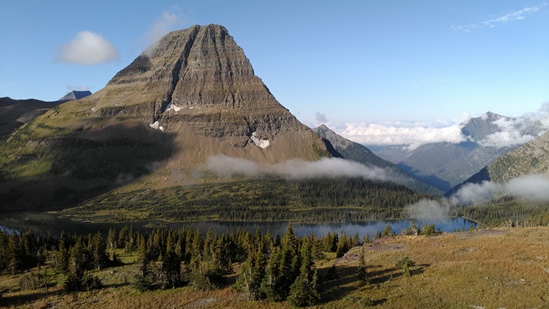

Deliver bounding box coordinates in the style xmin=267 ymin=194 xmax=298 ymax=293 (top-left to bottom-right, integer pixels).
xmin=338 ymin=102 xmax=549 ymax=150
xmin=452 ymin=4 xmax=547 ymax=32
xmin=144 ymin=7 xmax=186 ymax=55
xmin=408 ymin=174 xmax=549 ymax=219
xmin=449 ymin=181 xmax=504 ymax=206
xmin=57 ymin=31 xmax=119 ymax=65
xmin=506 ymin=174 xmax=549 ymax=202
xmin=340 ymin=119 xmax=468 ymax=150
xmin=407 ymin=199 xmax=450 ymax=221
xmin=478 ymin=127 xmax=536 ymax=148
xmin=269 ymin=157 xmax=389 ymax=181
xmin=450 ymin=174 xmax=549 ymax=206
xmin=201 ymin=156 xmax=391 ymax=182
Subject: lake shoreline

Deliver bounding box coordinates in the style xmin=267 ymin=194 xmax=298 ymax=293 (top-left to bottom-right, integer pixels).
xmin=0 ymin=210 xmax=477 ymax=237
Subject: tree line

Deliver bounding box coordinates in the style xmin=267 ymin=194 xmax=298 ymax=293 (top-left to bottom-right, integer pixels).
xmin=74 ymin=177 xmax=430 ymax=223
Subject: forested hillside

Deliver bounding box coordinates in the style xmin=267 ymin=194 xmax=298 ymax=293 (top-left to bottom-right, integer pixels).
xmin=67 ymin=177 xmax=430 ymax=223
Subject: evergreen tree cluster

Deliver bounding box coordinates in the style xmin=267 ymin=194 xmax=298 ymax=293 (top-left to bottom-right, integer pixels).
xmin=235 ymin=223 xmax=321 ymax=306
xmin=0 ymin=229 xmax=112 ymax=292
xmin=0 ymin=229 xmax=48 ymax=275
xmin=0 ymin=223 xmax=360 ymax=306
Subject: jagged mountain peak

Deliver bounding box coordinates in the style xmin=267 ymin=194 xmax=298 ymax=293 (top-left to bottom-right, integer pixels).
xmin=481 ymin=111 xmax=504 ymax=120
xmin=58 ymin=90 xmax=92 ymax=102
xmin=96 ymin=24 xmax=267 ymax=113
xmin=461 ymin=111 xmax=507 ymax=141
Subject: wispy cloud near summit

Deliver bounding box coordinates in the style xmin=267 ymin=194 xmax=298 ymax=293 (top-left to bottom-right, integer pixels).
xmin=146 ymin=7 xmax=186 ymax=45
xmin=143 ymin=6 xmax=187 ymax=57
xmin=452 ymin=3 xmax=547 ymax=32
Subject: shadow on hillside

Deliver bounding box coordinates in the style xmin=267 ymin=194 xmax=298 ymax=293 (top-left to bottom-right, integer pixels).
xmin=0 ymin=289 xmax=62 ymax=308
xmin=319 ymin=262 xmax=430 ymax=304
xmin=397 ymin=164 xmax=451 ymax=192
xmin=0 ymin=123 xmax=178 ymax=212
xmin=319 ymin=265 xmax=360 ymax=302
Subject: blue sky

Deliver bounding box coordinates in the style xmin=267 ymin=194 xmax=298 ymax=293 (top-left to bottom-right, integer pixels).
xmin=1 ymin=0 xmax=548 ymax=147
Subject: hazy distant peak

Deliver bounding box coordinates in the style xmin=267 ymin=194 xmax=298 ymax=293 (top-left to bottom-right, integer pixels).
xmin=58 ymin=90 xmax=92 ymax=102
xmin=315 ymin=124 xmax=330 ymax=131
xmin=480 ymin=111 xmax=504 ymax=121
xmin=461 ymin=112 xmax=508 ymax=141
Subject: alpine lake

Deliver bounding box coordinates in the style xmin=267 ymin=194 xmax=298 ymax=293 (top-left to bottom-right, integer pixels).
xmin=0 ymin=211 xmax=476 ymax=237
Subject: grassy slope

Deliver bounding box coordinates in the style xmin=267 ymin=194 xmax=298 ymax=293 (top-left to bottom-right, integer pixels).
xmin=2 ymin=227 xmax=548 ymax=308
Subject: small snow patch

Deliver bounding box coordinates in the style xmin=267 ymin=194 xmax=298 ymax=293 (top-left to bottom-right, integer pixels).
xmin=251 ymin=132 xmax=270 ymax=148
xmin=164 ymin=103 xmax=181 ymax=112
xmin=149 ymin=121 xmax=165 ymax=132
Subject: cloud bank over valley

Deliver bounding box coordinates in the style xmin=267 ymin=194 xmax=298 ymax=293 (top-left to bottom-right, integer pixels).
xmin=202 ymin=155 xmax=391 ymax=182
xmin=341 ymin=119 xmax=468 ymax=150
xmin=336 ymin=102 xmax=549 ymax=150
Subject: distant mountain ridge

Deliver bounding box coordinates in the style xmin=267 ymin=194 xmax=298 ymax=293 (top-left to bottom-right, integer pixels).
xmin=58 ymin=90 xmax=92 ymax=102
xmin=382 ymin=112 xmax=547 ymax=193
xmin=314 ymin=125 xmax=443 ymax=196
xmin=394 ymin=113 xmax=510 ymax=192
xmin=0 ymin=97 xmax=61 ymax=138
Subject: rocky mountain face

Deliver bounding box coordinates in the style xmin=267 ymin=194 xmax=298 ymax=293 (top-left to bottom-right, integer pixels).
xmin=0 ymin=24 xmax=328 ymax=210
xmin=58 ymin=90 xmax=92 ymax=102
xmin=314 ymin=125 xmax=442 ymax=195
xmin=72 ymin=24 xmax=326 ymax=163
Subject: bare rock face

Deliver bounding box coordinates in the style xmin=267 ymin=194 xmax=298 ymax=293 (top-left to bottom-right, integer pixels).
xmin=73 ymin=24 xmax=326 ymax=162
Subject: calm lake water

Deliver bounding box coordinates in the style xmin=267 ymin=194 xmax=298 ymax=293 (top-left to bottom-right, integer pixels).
xmin=0 ymin=211 xmax=476 ymax=237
